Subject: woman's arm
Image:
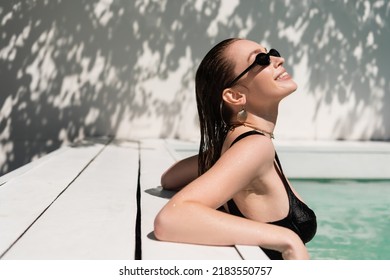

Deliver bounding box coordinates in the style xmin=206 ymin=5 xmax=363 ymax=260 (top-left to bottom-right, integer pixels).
xmin=154 ymin=136 xmax=308 ymax=259
xmin=155 ymin=202 xmax=308 ymax=259
xmin=161 ymin=155 xmax=199 ymax=191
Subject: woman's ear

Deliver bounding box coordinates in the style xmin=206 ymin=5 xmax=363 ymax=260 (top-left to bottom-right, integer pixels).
xmin=222 ymin=88 xmax=246 ymax=106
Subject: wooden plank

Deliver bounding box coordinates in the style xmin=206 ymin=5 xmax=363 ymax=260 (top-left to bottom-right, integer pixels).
xmin=0 ymin=146 xmax=69 ymax=187
xmin=2 ymin=140 xmax=139 ymax=259
xmin=235 ymin=245 xmax=269 ymax=260
xmin=139 ymin=139 xmax=242 ymax=260
xmin=0 ymin=138 xmax=108 ymax=259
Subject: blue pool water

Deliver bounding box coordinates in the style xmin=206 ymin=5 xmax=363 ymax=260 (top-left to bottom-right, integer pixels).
xmin=293 ymin=180 xmax=390 ymax=260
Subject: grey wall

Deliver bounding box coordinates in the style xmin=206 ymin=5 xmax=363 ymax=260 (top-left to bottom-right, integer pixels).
xmin=1 ymin=0 xmax=389 ymax=175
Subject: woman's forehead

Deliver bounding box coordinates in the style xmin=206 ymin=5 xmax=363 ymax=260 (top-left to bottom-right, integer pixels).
xmin=227 ymin=40 xmax=266 ymax=62
xmin=231 ymin=40 xmax=266 ymax=52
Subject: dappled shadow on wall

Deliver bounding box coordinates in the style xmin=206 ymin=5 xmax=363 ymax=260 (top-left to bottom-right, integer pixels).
xmin=0 ymin=0 xmax=223 ymax=175
xmin=231 ymin=0 xmax=390 ymax=140
xmin=0 ymin=0 xmax=389 ymax=175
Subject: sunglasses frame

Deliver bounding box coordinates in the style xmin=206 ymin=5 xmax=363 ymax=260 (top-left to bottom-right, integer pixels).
xmin=226 ymin=49 xmax=280 ymax=88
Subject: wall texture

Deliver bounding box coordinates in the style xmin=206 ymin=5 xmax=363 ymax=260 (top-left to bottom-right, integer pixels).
xmin=1 ymin=0 xmax=389 ymax=175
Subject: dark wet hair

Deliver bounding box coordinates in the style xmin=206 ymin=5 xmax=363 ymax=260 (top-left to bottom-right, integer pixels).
xmin=195 ymin=38 xmax=241 ymax=175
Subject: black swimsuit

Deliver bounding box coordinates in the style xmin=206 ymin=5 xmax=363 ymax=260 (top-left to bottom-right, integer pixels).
xmin=227 ymin=131 xmax=317 ymax=260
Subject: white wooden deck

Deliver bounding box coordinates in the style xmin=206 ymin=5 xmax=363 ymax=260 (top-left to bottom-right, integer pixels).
xmin=0 ymin=138 xmax=268 ymax=260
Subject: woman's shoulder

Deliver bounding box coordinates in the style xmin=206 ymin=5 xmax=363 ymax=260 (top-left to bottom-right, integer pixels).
xmin=222 ymin=129 xmax=275 ymax=166
xmin=225 ymin=129 xmax=274 ymax=149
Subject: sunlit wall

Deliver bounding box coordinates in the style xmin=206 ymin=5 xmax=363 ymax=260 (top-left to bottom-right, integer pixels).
xmin=1 ymin=0 xmax=389 ymax=175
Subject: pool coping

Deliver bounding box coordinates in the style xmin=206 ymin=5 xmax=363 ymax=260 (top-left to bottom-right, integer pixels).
xmin=165 ymin=139 xmax=390 ymax=180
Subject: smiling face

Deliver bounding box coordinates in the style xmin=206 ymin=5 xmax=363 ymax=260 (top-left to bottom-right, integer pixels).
xmin=225 ymin=40 xmax=297 ymax=112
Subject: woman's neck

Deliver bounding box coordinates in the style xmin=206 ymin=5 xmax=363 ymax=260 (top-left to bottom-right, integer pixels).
xmin=244 ymin=105 xmax=278 ymax=133
xmin=228 ymin=111 xmax=277 ymax=139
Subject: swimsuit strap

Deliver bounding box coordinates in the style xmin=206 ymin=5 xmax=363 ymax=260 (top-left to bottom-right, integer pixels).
xmin=274 ymin=152 xmax=291 ymax=193
xmin=230 ymin=130 xmax=265 ymax=147
xmin=274 ymin=152 xmax=284 ymax=174
xmin=274 ymin=152 xmax=297 ymax=222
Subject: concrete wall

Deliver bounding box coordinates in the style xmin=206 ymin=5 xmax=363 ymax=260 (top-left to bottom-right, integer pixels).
xmin=1 ymin=0 xmax=389 ymax=175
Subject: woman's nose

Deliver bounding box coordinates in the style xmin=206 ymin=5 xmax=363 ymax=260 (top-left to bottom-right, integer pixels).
xmin=272 ymin=55 xmax=284 ymax=67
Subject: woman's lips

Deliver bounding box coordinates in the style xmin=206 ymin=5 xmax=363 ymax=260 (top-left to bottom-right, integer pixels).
xmin=276 ymin=71 xmax=290 ymax=80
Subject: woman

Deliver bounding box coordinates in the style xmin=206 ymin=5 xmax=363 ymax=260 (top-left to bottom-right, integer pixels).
xmin=154 ymin=38 xmax=317 ymax=260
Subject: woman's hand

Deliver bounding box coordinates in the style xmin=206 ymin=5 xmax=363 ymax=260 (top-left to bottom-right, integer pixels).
xmin=279 ymin=229 xmax=310 ymax=260
xmin=161 ymin=155 xmax=198 ymax=191
xmin=281 ymin=242 xmax=309 ymax=260
xmin=282 ymin=247 xmax=309 ymax=260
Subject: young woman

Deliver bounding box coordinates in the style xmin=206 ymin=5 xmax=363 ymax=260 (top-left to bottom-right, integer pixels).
xmin=154 ymin=38 xmax=317 ymax=260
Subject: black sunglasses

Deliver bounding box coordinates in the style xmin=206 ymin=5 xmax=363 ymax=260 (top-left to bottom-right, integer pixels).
xmin=226 ymin=48 xmax=281 ymax=88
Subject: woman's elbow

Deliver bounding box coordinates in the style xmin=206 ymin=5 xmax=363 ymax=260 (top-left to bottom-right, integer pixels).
xmin=154 ymin=208 xmax=172 ymax=241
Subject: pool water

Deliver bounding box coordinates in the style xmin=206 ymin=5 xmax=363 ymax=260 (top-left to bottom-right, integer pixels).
xmin=293 ymin=180 xmax=390 ymax=260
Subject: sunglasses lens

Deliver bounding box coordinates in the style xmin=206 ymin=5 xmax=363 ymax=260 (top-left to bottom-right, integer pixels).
xmin=269 ymin=49 xmax=280 ymax=57
xmin=255 ymin=53 xmax=270 ymax=65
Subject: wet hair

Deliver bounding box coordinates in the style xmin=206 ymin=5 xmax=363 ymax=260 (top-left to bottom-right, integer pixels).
xmin=195 ymin=38 xmax=241 ymax=175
